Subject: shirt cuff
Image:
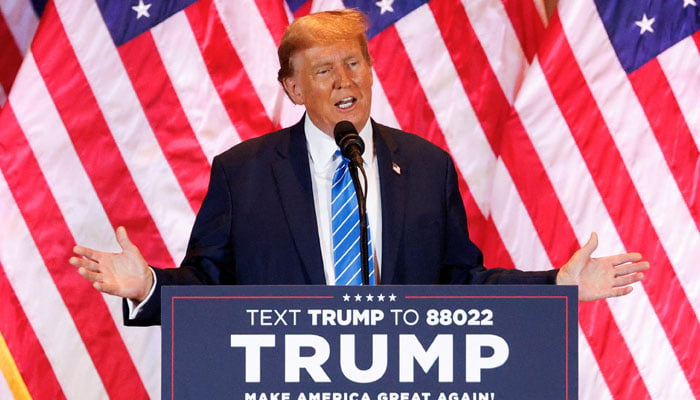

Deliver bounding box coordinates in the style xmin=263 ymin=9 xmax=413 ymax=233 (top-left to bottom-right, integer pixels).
xmin=126 ymin=267 xmax=157 ymax=320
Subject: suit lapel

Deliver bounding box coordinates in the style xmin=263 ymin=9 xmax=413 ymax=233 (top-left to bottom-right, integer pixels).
xmin=373 ymin=121 xmax=407 ymax=285
xmin=271 ymin=119 xmax=326 ymax=284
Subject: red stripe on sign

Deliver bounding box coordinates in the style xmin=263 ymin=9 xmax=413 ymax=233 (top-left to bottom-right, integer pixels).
xmin=0 ymin=12 xmax=23 ymax=92
xmin=185 ymin=0 xmax=278 ymax=140
xmin=628 ymin=59 xmax=699 ymax=231
xmin=118 ymin=32 xmax=211 ymax=212
xmin=501 ymin=0 xmax=547 ymax=62
xmin=542 ymin=14 xmax=700 ymax=398
xmin=32 ymin=3 xmax=176 ymax=270
xmin=0 ymin=257 xmax=66 ymax=400
xmin=0 ymin=101 xmax=149 ymax=400
xmin=369 ymin=25 xmax=515 ymax=269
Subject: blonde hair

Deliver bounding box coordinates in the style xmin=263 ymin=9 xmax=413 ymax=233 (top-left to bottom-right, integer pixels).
xmin=277 ymin=9 xmax=372 ymax=84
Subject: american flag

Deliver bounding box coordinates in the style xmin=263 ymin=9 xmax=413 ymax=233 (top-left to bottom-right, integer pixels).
xmin=0 ymin=0 xmax=697 ymax=399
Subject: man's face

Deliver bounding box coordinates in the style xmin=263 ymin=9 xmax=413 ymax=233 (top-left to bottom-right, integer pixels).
xmin=283 ymin=40 xmax=373 ymax=136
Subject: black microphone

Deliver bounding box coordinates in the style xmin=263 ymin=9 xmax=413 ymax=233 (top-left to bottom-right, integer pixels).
xmin=334 ymin=120 xmax=364 ymax=167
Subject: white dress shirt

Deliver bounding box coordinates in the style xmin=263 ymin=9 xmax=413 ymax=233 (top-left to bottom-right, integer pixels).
xmin=304 ymin=117 xmax=382 ymax=284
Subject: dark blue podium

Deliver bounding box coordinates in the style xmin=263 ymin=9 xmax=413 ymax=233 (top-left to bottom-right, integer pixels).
xmin=162 ymin=285 xmax=577 ymax=400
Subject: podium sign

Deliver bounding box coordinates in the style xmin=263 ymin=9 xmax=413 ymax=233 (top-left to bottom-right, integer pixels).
xmin=162 ymin=285 xmax=577 ymax=400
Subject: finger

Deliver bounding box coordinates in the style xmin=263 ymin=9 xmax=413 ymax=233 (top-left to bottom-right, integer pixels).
xmin=77 ymin=266 xmax=103 ymax=283
xmin=115 ymin=226 xmax=134 ymax=252
xmin=614 ymin=261 xmax=650 ymax=276
xmin=73 ymin=245 xmax=100 ymax=262
xmin=614 ymin=272 xmax=645 ymax=288
xmin=69 ymin=256 xmax=101 ymax=272
xmin=92 ymin=280 xmax=123 ymax=297
xmin=608 ymin=286 xmax=634 ymax=298
xmin=578 ymin=232 xmax=598 ymax=259
xmin=606 ymin=252 xmax=643 ymax=266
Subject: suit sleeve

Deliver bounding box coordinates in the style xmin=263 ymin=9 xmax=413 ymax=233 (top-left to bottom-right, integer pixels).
xmin=440 ymin=155 xmax=558 ymax=285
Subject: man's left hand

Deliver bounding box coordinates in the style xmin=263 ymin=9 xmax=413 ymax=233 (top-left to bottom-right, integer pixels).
xmin=556 ymin=233 xmax=650 ymax=301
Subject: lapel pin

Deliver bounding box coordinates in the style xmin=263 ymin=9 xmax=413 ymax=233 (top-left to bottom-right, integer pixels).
xmin=392 ymin=162 xmax=401 ymax=175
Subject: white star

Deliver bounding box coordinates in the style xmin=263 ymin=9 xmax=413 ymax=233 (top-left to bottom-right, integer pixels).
xmin=354 ymin=293 xmax=363 ymax=302
xmin=343 ymin=294 xmax=351 ymax=302
xmin=684 ymin=0 xmax=697 ymax=7
xmin=377 ymin=294 xmax=385 ymax=302
xmin=388 ymin=293 xmax=397 ymax=302
xmin=375 ymin=0 xmax=394 ymax=15
xmin=132 ymin=0 xmax=152 ymax=20
xmin=634 ymin=13 xmax=655 ymax=35
xmin=366 ymin=294 xmax=374 ymax=302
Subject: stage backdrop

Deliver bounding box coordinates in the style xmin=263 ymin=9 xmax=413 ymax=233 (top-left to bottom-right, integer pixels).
xmin=0 ymin=0 xmax=697 ymax=399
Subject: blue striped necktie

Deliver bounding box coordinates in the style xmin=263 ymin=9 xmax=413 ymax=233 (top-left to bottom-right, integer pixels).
xmin=331 ymin=153 xmax=374 ymax=285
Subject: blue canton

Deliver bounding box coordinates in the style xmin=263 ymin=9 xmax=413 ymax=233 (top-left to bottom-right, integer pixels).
xmin=96 ymin=0 xmax=198 ymax=46
xmin=343 ymin=0 xmax=429 ymax=39
xmin=594 ymin=0 xmax=700 ymax=74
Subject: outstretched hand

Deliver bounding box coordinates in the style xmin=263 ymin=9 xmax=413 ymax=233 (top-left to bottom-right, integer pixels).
xmin=70 ymin=226 xmax=153 ymax=302
xmin=557 ymin=233 xmax=649 ymax=301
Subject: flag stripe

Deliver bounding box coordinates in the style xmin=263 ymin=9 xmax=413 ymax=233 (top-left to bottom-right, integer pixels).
xmin=212 ymin=0 xmax=301 ymax=127
xmin=0 ymin=0 xmax=39 ymax=52
xmin=50 ymin=0 xmax=185 ymax=269
xmin=11 ymin=50 xmax=162 ymax=399
xmin=254 ymin=0 xmax=288 ymax=45
xmin=118 ymin=32 xmax=210 ymax=211
xmin=150 ymin=11 xmax=240 ymax=161
xmin=368 ymin=23 xmax=515 ymax=269
xmin=0 ymin=102 xmax=142 ymax=399
xmin=0 ymin=260 xmax=63 ymax=400
xmin=561 ymin=0 xmax=700 ymax=320
xmin=628 ymin=60 xmax=699 ymax=230
xmin=656 ymin=36 xmax=700 ymax=149
xmin=185 ymin=0 xmax=278 ymax=140
xmin=430 ymin=3 xmax=652 ymax=396
xmin=0 ymin=12 xmax=22 ymax=92
xmin=578 ymin=301 xmax=652 ymax=399
xmin=501 ymin=0 xmax=546 ymax=62
xmin=432 ymin=0 xmax=577 ymax=265
xmin=543 ymin=12 xmax=700 ymax=397
xmin=55 ymin=0 xmax=195 ymax=266
xmin=517 ymin=55 xmax=693 ymax=399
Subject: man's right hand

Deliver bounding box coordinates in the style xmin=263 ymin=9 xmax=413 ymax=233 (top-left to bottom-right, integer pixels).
xmin=70 ymin=226 xmax=153 ymax=303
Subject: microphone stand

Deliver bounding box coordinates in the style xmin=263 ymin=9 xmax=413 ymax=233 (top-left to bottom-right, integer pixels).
xmin=348 ymin=160 xmax=370 ymax=285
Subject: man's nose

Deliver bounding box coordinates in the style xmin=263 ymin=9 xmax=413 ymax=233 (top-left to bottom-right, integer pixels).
xmin=333 ymin=66 xmax=352 ymax=89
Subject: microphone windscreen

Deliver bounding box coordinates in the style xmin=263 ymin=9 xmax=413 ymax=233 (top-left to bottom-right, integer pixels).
xmin=333 ymin=120 xmax=358 ymax=146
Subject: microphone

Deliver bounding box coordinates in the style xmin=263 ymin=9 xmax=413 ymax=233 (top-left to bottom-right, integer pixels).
xmin=334 ymin=120 xmax=364 ymax=167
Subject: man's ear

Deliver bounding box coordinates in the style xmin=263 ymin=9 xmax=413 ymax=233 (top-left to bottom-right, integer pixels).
xmin=282 ymin=77 xmax=303 ymax=105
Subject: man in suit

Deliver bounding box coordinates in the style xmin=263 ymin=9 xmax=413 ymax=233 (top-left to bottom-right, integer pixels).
xmin=70 ymin=9 xmax=648 ymax=326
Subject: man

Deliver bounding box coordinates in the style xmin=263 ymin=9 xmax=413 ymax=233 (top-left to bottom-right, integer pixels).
xmin=70 ymin=9 xmax=648 ymax=326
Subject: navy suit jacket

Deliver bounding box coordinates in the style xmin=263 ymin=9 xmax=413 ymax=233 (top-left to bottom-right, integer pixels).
xmin=125 ymin=118 xmax=557 ymax=326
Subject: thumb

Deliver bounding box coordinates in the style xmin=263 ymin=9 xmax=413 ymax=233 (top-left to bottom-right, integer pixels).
xmin=115 ymin=226 xmax=135 ymax=252
xmin=578 ymin=232 xmax=598 ymax=259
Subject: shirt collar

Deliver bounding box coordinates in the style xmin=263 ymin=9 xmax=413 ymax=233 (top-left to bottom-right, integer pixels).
xmin=304 ymin=115 xmax=374 ymax=170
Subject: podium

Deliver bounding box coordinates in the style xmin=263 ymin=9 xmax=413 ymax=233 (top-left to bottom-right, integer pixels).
xmin=162 ymin=285 xmax=577 ymax=399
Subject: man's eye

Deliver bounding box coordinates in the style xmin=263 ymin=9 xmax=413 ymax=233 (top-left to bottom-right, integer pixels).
xmin=317 ymin=68 xmax=330 ymax=75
